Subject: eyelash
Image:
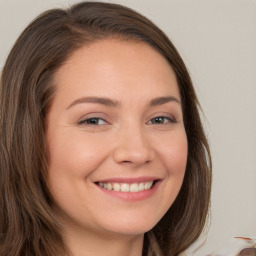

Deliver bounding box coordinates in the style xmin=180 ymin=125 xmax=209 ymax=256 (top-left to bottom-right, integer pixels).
xmin=78 ymin=117 xmax=108 ymax=126
xmin=148 ymin=116 xmax=176 ymax=125
xmin=78 ymin=115 xmax=176 ymax=126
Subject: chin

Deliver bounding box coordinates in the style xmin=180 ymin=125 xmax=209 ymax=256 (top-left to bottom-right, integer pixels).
xmin=99 ymin=216 xmax=158 ymax=236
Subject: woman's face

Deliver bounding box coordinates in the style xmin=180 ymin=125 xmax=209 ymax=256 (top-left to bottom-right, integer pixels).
xmin=46 ymin=39 xmax=187 ymax=237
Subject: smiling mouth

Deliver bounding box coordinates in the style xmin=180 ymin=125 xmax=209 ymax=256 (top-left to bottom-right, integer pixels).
xmin=96 ymin=180 xmax=157 ymax=193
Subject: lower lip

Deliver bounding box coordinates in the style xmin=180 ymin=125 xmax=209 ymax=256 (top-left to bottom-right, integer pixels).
xmin=95 ymin=181 xmax=161 ymax=201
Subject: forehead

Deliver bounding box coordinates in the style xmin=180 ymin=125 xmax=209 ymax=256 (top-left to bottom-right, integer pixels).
xmin=53 ymin=39 xmax=180 ymax=103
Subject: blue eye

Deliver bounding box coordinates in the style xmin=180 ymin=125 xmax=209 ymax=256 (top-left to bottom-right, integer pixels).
xmin=149 ymin=116 xmax=175 ymax=125
xmin=79 ymin=118 xmax=107 ymax=125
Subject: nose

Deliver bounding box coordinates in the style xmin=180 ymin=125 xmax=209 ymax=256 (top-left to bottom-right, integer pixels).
xmin=112 ymin=126 xmax=155 ymax=166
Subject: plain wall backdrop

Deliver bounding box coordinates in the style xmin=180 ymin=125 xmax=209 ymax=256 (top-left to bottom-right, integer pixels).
xmin=0 ymin=0 xmax=255 ymax=255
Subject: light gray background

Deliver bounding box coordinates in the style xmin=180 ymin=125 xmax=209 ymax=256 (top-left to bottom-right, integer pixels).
xmin=0 ymin=0 xmax=255 ymax=255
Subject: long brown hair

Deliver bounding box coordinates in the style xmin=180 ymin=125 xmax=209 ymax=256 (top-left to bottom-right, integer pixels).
xmin=0 ymin=2 xmax=211 ymax=256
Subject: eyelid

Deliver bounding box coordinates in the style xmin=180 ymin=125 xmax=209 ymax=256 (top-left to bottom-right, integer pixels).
xmin=147 ymin=113 xmax=177 ymax=125
xmin=76 ymin=112 xmax=178 ymax=127
xmin=78 ymin=113 xmax=110 ymax=126
xmin=78 ymin=117 xmax=108 ymax=125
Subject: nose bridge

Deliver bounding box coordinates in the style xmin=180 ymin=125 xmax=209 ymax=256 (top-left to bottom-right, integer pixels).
xmin=113 ymin=121 xmax=155 ymax=165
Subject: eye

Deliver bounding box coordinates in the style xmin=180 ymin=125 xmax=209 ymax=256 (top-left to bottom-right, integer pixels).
xmin=148 ymin=116 xmax=176 ymax=125
xmin=78 ymin=117 xmax=108 ymax=125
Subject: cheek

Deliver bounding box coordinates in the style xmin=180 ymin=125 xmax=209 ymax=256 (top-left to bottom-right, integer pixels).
xmin=45 ymin=131 xmax=103 ymax=226
xmin=158 ymin=130 xmax=188 ymax=176
xmin=46 ymin=132 xmax=111 ymax=215
xmin=46 ymin=131 xmax=110 ymax=181
xmin=150 ymin=130 xmax=187 ymax=219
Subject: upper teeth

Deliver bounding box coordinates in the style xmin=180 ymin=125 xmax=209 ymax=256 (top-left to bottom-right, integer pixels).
xmin=98 ymin=181 xmax=154 ymax=192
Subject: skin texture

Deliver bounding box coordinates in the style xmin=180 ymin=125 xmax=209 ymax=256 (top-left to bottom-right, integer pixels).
xmin=46 ymin=39 xmax=188 ymax=256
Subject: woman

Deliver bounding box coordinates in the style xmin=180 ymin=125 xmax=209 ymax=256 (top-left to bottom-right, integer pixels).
xmin=0 ymin=2 xmax=211 ymax=256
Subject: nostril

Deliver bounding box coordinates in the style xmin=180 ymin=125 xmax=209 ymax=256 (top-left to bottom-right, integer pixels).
xmin=113 ymin=147 xmax=155 ymax=165
xmin=122 ymin=160 xmax=132 ymax=163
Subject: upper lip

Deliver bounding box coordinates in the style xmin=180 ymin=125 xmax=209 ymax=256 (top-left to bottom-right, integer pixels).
xmin=95 ymin=176 xmax=162 ymax=183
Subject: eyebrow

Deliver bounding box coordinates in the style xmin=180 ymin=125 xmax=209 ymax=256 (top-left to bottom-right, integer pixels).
xmin=67 ymin=96 xmax=120 ymax=109
xmin=149 ymin=96 xmax=181 ymax=106
xmin=67 ymin=96 xmax=180 ymax=109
